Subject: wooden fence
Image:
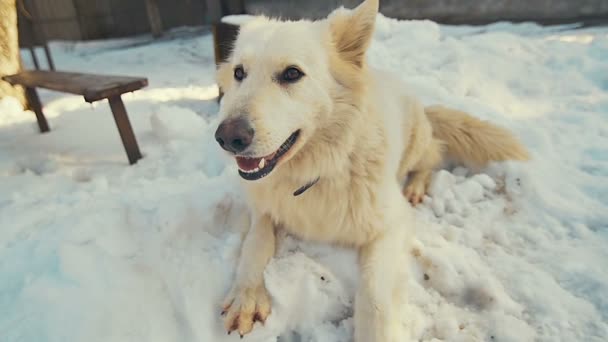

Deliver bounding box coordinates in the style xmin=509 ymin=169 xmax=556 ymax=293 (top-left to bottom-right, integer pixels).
xmin=244 ymin=0 xmax=608 ymax=25
xmin=17 ymin=0 xmax=226 ymax=46
xmin=18 ymin=0 xmax=608 ymax=47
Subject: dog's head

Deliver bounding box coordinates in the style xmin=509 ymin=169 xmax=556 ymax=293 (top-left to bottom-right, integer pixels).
xmin=215 ymin=0 xmax=379 ymax=182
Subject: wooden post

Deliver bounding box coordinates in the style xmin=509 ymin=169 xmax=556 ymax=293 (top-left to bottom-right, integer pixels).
xmin=28 ymin=47 xmax=40 ymax=70
xmin=108 ymin=95 xmax=142 ymax=165
xmin=223 ymin=0 xmax=245 ymax=15
xmin=205 ymin=0 xmax=222 ymax=22
xmin=22 ymin=0 xmax=56 ymax=70
xmin=144 ymin=0 xmax=163 ymax=38
xmin=24 ymin=87 xmax=50 ymax=133
xmin=42 ymin=43 xmax=55 ymax=70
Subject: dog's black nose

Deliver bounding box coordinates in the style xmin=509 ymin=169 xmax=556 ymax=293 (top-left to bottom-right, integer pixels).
xmin=215 ymin=117 xmax=254 ymax=153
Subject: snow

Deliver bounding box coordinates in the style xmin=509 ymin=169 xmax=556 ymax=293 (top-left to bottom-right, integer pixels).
xmin=222 ymin=15 xmax=257 ymax=25
xmin=1 ymin=15 xmax=608 ymax=342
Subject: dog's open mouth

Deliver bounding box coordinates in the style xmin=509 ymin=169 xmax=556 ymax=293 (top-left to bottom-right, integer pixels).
xmin=236 ymin=130 xmax=300 ymax=181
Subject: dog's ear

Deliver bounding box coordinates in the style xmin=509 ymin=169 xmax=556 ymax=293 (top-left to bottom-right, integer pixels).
xmin=328 ymin=0 xmax=378 ymax=67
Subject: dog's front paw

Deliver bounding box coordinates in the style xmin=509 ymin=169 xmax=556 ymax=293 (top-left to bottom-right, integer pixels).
xmin=403 ymin=181 xmax=426 ymax=205
xmin=221 ymin=285 xmax=271 ymax=337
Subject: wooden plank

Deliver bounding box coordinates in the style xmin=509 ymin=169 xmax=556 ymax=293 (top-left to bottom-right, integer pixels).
xmin=144 ymin=0 xmax=163 ymax=37
xmin=72 ymin=0 xmax=113 ymax=40
xmin=24 ymin=87 xmax=50 ymax=133
xmin=2 ymin=70 xmax=148 ymax=102
xmin=28 ymin=48 xmax=40 ymax=70
xmin=223 ymin=0 xmax=245 ymax=15
xmin=109 ymin=0 xmax=150 ymax=37
xmin=42 ymin=43 xmax=55 ymax=70
xmin=205 ymin=0 xmax=223 ymax=22
xmin=36 ymin=19 xmax=83 ymax=42
xmin=156 ymin=0 xmax=206 ymax=28
xmin=29 ymin=0 xmax=77 ymax=20
xmin=108 ymin=95 xmax=142 ymax=165
xmin=72 ymin=0 xmax=111 ymax=16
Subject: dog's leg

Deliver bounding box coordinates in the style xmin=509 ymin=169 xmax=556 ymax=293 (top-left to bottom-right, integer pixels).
xmin=354 ymin=221 xmax=409 ymax=342
xmin=222 ymin=214 xmax=275 ymax=337
xmin=403 ymin=138 xmax=444 ymax=205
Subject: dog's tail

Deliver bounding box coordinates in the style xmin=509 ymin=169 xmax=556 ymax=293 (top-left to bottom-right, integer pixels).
xmin=424 ymin=105 xmax=529 ymax=169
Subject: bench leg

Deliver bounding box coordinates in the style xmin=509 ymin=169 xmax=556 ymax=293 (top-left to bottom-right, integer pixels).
xmin=108 ymin=95 xmax=142 ymax=165
xmin=25 ymin=87 xmax=50 ymax=133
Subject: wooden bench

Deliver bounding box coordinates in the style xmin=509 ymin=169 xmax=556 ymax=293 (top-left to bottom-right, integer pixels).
xmin=2 ymin=70 xmax=148 ymax=165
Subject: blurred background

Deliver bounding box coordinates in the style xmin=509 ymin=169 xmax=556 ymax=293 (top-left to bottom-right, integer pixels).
xmin=17 ymin=0 xmax=608 ymax=46
xmin=1 ymin=2 xmax=608 ymax=342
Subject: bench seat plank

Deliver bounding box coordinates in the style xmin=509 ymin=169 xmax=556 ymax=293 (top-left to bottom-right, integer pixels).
xmin=2 ymin=70 xmax=147 ymax=164
xmin=2 ymin=70 xmax=148 ymax=103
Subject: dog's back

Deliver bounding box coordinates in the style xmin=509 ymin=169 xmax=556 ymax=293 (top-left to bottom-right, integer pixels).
xmin=364 ymin=67 xmax=529 ymax=205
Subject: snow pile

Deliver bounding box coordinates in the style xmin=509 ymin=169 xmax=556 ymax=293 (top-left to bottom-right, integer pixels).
xmin=1 ymin=16 xmax=608 ymax=342
xmin=0 ymin=96 xmax=33 ymax=127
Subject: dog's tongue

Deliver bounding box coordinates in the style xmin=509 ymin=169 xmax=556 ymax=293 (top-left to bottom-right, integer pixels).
xmin=236 ymin=156 xmax=261 ymax=171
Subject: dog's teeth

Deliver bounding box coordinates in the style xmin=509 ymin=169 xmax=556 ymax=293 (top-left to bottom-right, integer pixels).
xmin=259 ymin=158 xmax=266 ymax=169
xmin=239 ymin=168 xmax=257 ymax=174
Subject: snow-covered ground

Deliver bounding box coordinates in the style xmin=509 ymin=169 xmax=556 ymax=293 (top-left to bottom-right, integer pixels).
xmin=1 ymin=16 xmax=607 ymax=342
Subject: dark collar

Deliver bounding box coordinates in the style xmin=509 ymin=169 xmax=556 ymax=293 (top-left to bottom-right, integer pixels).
xmin=293 ymin=177 xmax=320 ymax=196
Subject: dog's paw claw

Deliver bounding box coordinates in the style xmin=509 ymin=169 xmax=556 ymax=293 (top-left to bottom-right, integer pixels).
xmin=222 ymin=285 xmax=271 ymax=337
xmin=403 ymin=181 xmax=428 ymax=206
xmin=253 ymin=312 xmax=266 ymax=325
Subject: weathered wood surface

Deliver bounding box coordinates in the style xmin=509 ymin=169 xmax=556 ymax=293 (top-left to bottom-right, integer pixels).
xmin=144 ymin=0 xmax=163 ymax=38
xmin=2 ymin=70 xmax=148 ymax=102
xmin=245 ymin=0 xmax=608 ymax=25
xmin=24 ymin=86 xmax=49 ymax=133
xmin=108 ymin=95 xmax=142 ymax=165
xmin=2 ymin=70 xmax=146 ymax=165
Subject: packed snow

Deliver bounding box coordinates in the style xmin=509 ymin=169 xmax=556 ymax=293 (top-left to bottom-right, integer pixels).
xmin=1 ymin=15 xmax=607 ymax=342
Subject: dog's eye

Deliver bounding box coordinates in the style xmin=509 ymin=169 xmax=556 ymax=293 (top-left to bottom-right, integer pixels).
xmin=234 ymin=65 xmax=246 ymax=81
xmin=281 ymin=67 xmax=304 ymax=83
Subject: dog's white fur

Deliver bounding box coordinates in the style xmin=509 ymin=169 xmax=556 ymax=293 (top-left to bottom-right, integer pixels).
xmin=215 ymin=0 xmax=529 ymax=340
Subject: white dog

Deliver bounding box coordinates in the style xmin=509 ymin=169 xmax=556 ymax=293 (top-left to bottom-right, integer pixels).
xmin=214 ymin=0 xmax=529 ymax=340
